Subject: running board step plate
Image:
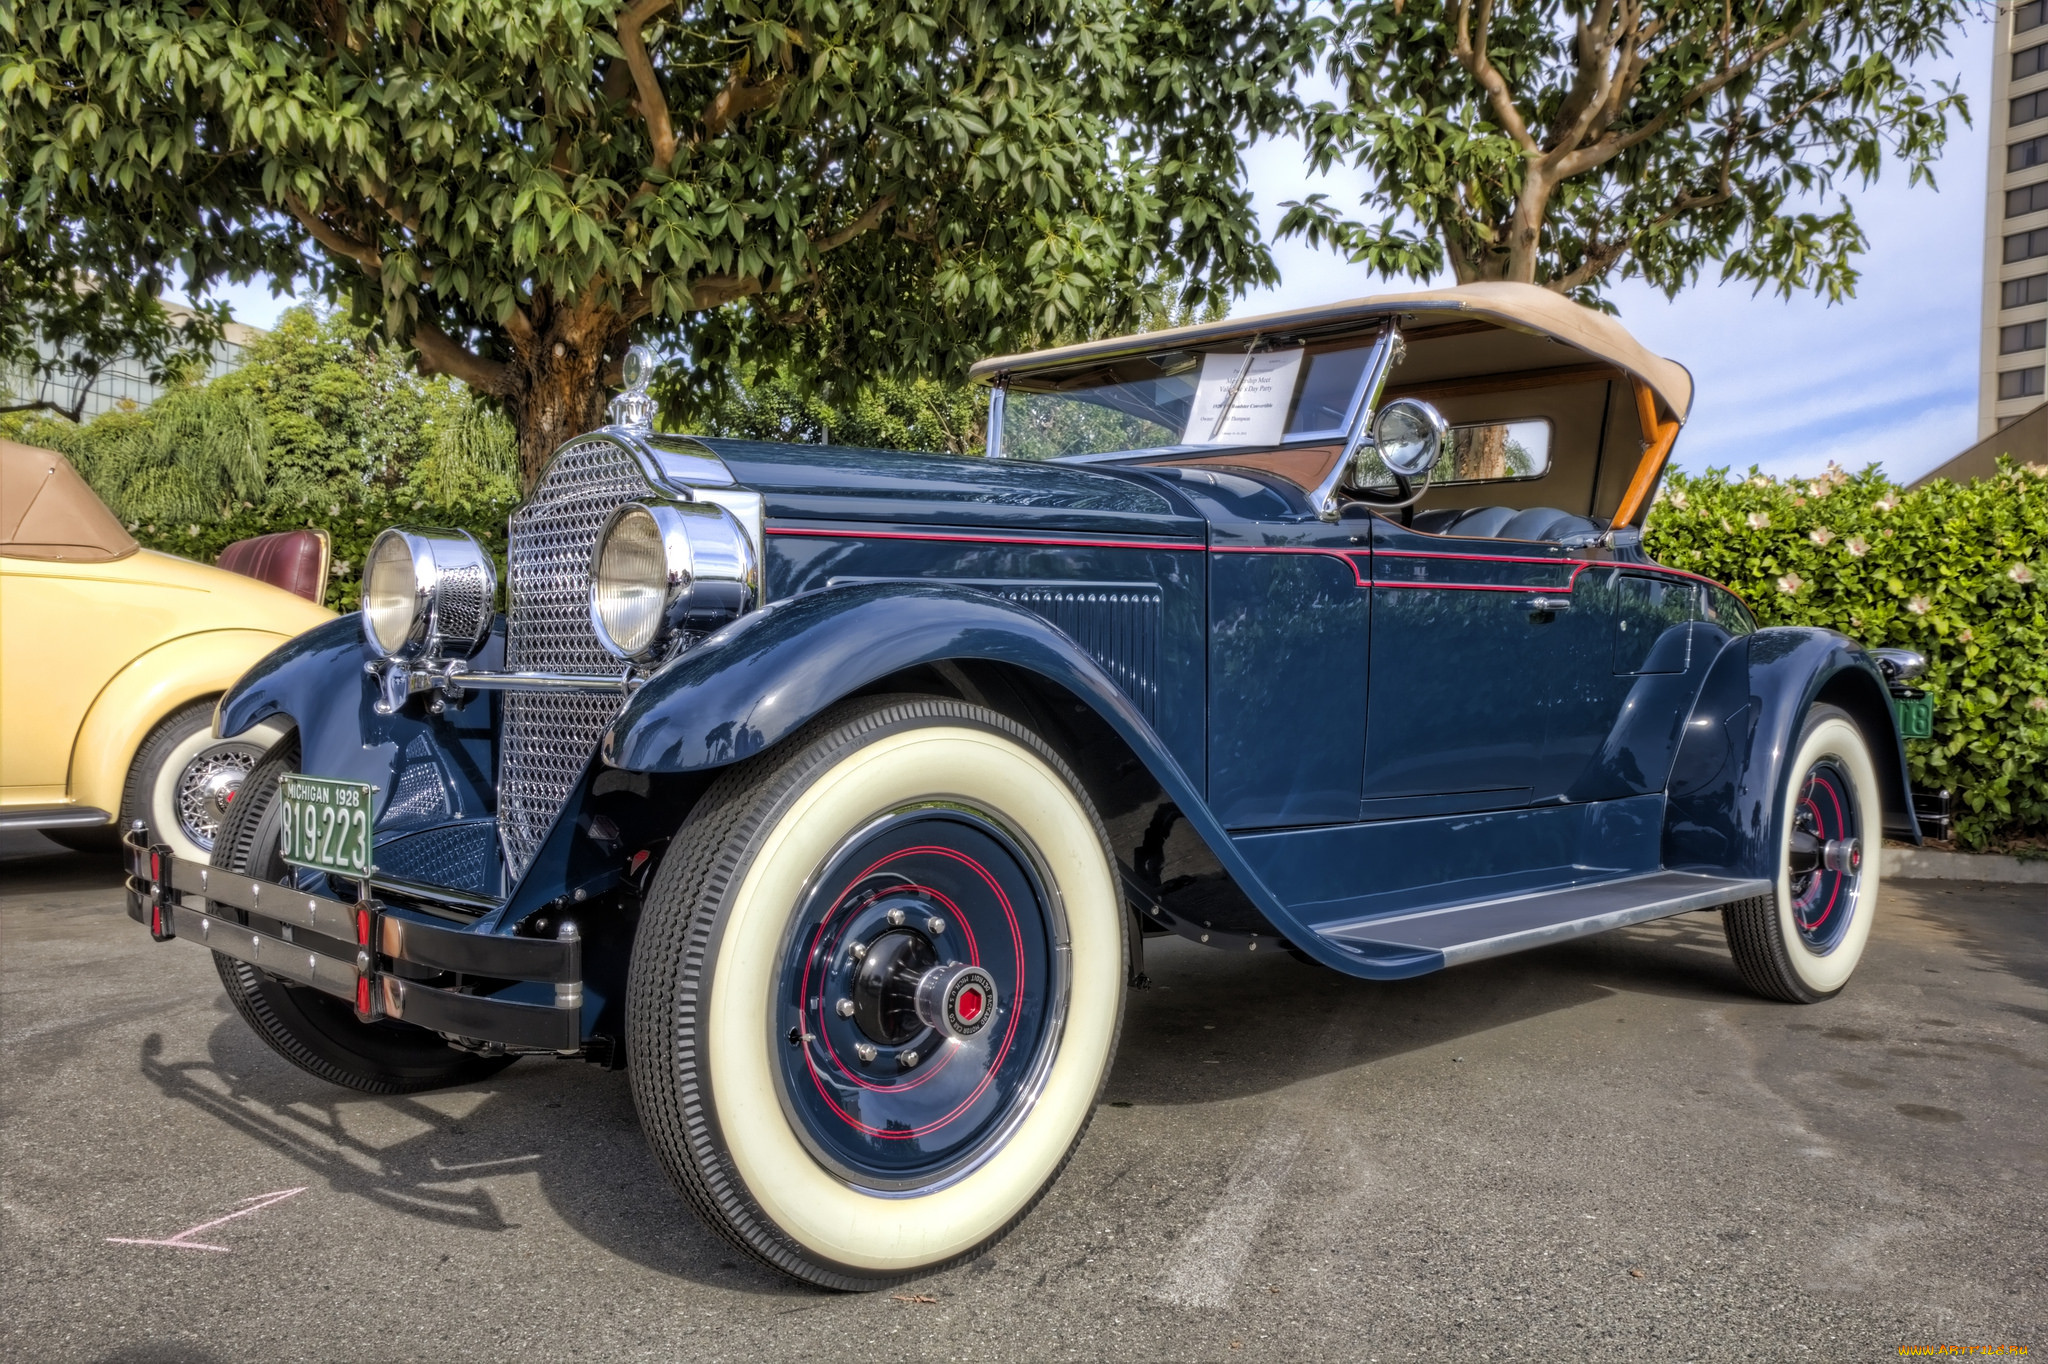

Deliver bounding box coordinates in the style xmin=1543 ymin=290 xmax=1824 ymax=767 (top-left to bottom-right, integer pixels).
xmin=1320 ymin=871 xmax=1771 ymax=968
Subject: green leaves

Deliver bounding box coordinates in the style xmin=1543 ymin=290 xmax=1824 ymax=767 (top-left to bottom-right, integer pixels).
xmin=1291 ymin=0 xmax=1971 ymax=302
xmin=1647 ymin=460 xmax=2048 ymax=849
xmin=7 ymin=0 xmax=1296 ymax=478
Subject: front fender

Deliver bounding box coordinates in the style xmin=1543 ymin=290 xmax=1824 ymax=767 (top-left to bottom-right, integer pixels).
xmin=1664 ymin=627 xmax=1916 ymax=880
xmin=602 ymin=583 xmax=1362 ymax=972
xmin=69 ymin=629 xmax=298 ymax=816
xmin=605 ymin=582 xmax=1167 ymax=775
xmin=217 ymin=614 xmax=504 ymax=829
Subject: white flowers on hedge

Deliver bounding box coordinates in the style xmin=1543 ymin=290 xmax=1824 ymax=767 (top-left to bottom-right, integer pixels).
xmin=1810 ymin=527 xmax=1834 ymax=546
xmin=1747 ymin=511 xmax=1770 ymax=529
xmin=1874 ymin=493 xmax=1899 ymax=513
xmin=1908 ymin=595 xmax=1931 ymax=615
xmin=2011 ymin=564 xmax=2036 ymax=585
xmin=2032 ymin=696 xmax=2048 ymax=713
xmin=1777 ymin=572 xmax=1804 ymax=594
xmin=1846 ymin=535 xmax=1870 ymax=557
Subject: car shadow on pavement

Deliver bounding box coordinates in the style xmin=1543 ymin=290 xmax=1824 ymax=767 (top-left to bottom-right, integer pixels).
xmin=135 ymin=1018 xmax=805 ymax=1295
xmin=132 ymin=908 xmax=1758 ymax=1294
xmin=1107 ymin=910 xmax=1749 ymax=1108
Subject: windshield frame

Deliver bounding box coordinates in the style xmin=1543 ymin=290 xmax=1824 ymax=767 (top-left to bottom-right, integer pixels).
xmin=984 ymin=330 xmax=1393 ymax=465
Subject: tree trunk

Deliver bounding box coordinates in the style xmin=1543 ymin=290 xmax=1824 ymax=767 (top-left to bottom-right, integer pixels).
xmin=508 ymin=300 xmax=628 ymax=491
xmin=1503 ymin=173 xmax=1551 ymax=285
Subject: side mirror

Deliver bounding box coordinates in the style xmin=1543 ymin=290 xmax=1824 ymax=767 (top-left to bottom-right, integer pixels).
xmin=1370 ymin=399 xmax=1449 ymax=478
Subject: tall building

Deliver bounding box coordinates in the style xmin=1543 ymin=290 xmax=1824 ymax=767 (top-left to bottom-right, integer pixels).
xmin=1984 ymin=0 xmax=2048 ymax=435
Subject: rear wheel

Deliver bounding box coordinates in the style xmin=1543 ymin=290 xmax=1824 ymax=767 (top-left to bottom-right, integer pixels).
xmin=1723 ymin=704 xmax=1882 ymax=1003
xmin=211 ymin=736 xmax=513 ymax=1094
xmin=628 ymin=696 xmax=1127 ymax=1290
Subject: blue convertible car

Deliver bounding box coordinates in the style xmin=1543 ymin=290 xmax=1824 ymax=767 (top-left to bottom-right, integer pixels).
xmin=127 ymin=282 xmax=1940 ymax=1289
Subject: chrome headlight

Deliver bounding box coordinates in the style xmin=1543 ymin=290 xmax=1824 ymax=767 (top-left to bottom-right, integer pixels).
xmin=361 ymin=527 xmax=498 ymax=661
xmin=589 ymin=500 xmax=757 ymax=663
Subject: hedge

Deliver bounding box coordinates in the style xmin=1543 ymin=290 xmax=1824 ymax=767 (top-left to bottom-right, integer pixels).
xmin=126 ymin=492 xmax=512 ymax=614
xmin=1645 ymin=459 xmax=2048 ymax=849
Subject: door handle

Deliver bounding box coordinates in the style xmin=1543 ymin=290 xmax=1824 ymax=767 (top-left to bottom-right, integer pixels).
xmin=1526 ymin=596 xmax=1573 ymax=612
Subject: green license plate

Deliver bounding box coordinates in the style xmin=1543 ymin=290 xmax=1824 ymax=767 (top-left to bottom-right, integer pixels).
xmin=277 ymin=775 xmax=374 ymax=879
xmin=1894 ymin=694 xmax=1934 ymax=740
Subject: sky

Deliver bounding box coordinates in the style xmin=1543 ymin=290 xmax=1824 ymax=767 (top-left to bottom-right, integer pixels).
xmin=198 ymin=14 xmax=1995 ymax=484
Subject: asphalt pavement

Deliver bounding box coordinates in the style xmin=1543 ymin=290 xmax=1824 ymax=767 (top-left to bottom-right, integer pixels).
xmin=3 ymin=829 xmax=2042 ymax=1362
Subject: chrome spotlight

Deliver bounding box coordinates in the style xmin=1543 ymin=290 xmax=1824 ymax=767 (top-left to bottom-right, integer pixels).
xmin=1371 ymin=398 xmax=1451 ymax=478
xmin=589 ymin=500 xmax=757 ymax=663
xmin=361 ymin=527 xmax=498 ymax=661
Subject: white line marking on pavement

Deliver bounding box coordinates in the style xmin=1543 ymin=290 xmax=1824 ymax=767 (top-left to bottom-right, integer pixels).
xmin=107 ymin=1187 xmax=308 ymax=1253
xmin=1153 ymin=1124 xmax=1308 ymax=1308
xmin=1152 ymin=1013 xmax=1359 ymax=1308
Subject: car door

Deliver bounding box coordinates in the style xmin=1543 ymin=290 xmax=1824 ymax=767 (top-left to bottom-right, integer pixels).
xmin=1359 ymin=515 xmax=1592 ymax=817
xmin=1195 ymin=470 xmax=1370 ymax=830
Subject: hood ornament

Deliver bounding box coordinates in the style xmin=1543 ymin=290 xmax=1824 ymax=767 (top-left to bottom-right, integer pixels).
xmin=608 ymin=345 xmax=658 ymax=431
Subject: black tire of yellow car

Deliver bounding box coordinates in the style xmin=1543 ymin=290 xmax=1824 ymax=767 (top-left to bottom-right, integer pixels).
xmin=210 ymin=735 xmax=516 ymax=1094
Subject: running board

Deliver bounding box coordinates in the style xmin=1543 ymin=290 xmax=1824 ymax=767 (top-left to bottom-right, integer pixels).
xmin=1318 ymin=871 xmax=1771 ymax=969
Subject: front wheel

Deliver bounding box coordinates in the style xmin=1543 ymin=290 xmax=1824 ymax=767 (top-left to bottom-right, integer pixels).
xmin=1723 ymin=703 xmax=1883 ymax=1003
xmin=628 ymin=696 xmax=1128 ymax=1290
xmin=123 ymin=698 xmax=289 ymax=863
xmin=211 ymin=736 xmax=515 ymax=1094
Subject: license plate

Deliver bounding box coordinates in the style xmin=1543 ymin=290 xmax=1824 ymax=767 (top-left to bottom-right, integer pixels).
xmin=277 ymin=775 xmax=374 ymax=879
xmin=1894 ymin=694 xmax=1933 ymax=740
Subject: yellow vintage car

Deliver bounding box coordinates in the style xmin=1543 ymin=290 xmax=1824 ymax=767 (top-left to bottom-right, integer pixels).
xmin=0 ymin=440 xmax=333 ymax=859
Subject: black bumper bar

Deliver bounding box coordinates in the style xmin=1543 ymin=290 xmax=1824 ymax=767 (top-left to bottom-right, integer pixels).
xmin=124 ymin=828 xmax=583 ymax=1052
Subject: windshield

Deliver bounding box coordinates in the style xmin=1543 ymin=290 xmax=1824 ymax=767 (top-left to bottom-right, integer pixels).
xmin=999 ymin=339 xmax=1383 ymax=461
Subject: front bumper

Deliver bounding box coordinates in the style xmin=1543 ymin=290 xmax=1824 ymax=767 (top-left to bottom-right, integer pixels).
xmin=124 ymin=828 xmax=584 ymax=1052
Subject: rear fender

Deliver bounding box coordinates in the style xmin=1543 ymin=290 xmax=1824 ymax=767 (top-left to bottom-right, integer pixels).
xmin=1664 ymin=628 xmax=1916 ymax=880
xmin=602 ymin=583 xmax=1361 ymax=971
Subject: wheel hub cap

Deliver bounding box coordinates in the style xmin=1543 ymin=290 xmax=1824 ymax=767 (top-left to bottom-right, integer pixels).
xmin=175 ymin=748 xmax=262 ymax=850
xmin=774 ymin=806 xmax=1065 ymax=1192
xmin=1790 ymin=759 xmax=1862 ymax=954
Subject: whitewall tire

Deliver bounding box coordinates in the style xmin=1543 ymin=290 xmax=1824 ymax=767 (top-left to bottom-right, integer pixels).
xmin=1723 ymin=704 xmax=1882 ymax=1003
xmin=627 ymin=695 xmax=1127 ymax=1289
xmin=123 ymin=699 xmax=290 ymax=863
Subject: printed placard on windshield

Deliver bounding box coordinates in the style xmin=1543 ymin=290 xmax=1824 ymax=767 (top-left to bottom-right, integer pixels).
xmin=277 ymin=775 xmax=374 ymax=879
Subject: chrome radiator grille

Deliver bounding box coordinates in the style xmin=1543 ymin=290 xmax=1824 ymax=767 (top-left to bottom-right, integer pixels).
xmin=499 ymin=438 xmax=652 ymax=880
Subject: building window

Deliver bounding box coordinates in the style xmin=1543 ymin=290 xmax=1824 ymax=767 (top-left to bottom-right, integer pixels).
xmin=2024 ymin=0 xmax=2048 ymax=33
xmin=2008 ymin=226 xmax=2048 ymax=263
xmin=2018 ymin=90 xmax=2048 ymax=128
xmin=2010 ymin=181 xmax=2048 ymax=217
xmin=2000 ymin=367 xmax=2047 ymax=400
xmin=2022 ymin=40 xmax=2048 ymax=78
xmin=2008 ymin=273 xmax=2048 ymax=308
xmin=2004 ymin=321 xmax=2048 ymax=353
xmin=2013 ymin=134 xmax=2048 ymax=172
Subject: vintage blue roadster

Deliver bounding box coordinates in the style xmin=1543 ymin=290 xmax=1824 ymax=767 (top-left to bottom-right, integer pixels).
xmin=127 ymin=282 xmax=1942 ymax=1289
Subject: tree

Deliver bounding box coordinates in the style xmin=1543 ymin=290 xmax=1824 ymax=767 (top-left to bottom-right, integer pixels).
xmin=1280 ymin=0 xmax=1968 ymax=302
xmin=9 ymin=305 xmax=518 ymax=522
xmin=4 ymin=0 xmax=1295 ymax=487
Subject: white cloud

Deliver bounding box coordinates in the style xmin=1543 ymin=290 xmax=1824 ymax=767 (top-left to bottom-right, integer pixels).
xmin=1232 ymin=16 xmax=1997 ymax=487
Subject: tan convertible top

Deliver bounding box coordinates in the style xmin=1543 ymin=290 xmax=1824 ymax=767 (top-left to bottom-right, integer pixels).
xmin=969 ymin=281 xmax=1694 ymax=425
xmin=0 ymin=439 xmax=138 ymax=562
